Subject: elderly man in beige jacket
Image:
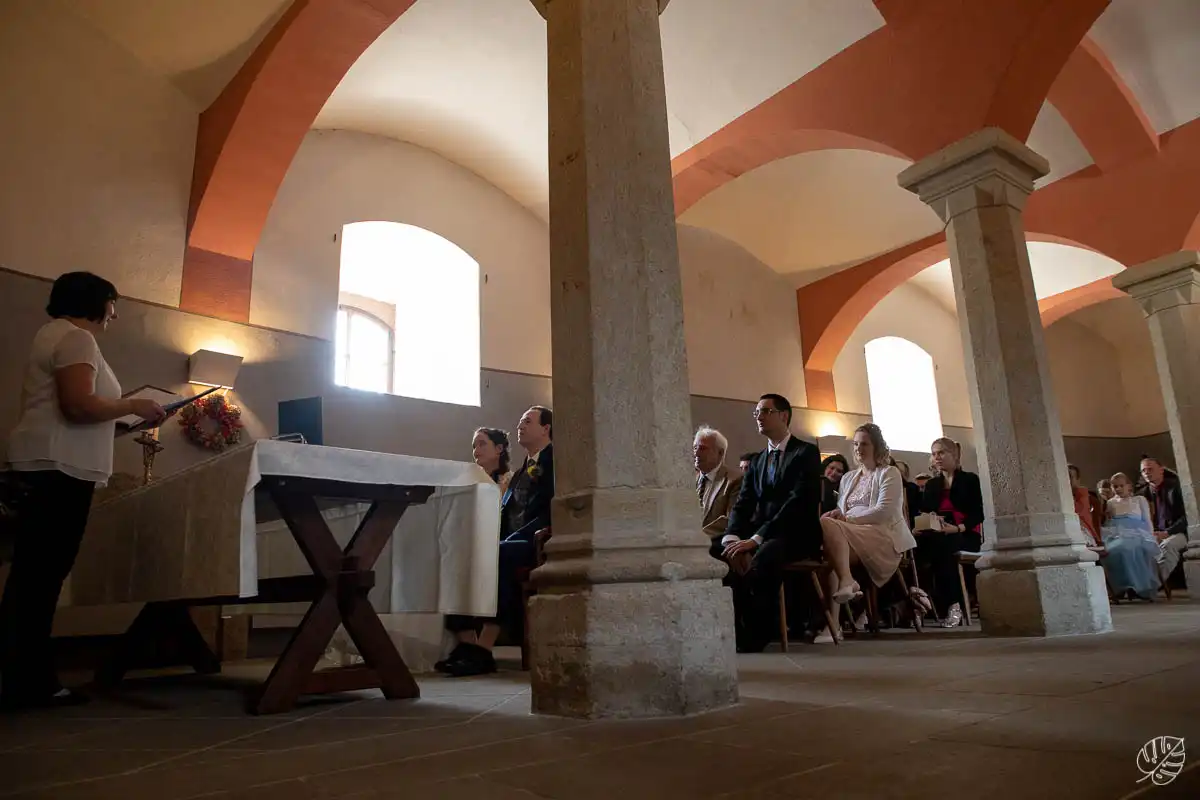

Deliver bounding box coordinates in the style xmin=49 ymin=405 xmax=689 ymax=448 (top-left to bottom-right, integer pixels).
xmin=693 ymin=425 xmax=743 ymax=538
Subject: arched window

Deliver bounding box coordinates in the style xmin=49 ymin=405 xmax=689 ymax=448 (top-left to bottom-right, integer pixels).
xmin=864 ymin=336 xmax=943 ymax=453
xmin=335 ymin=305 xmax=394 ymax=394
xmin=337 ymin=221 xmax=481 ymax=406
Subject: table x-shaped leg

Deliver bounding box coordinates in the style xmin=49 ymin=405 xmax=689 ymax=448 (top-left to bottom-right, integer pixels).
xmin=254 ymin=479 xmax=434 ymax=714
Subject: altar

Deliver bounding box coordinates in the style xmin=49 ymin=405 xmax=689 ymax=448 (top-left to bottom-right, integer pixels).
xmin=69 ymin=440 xmax=501 ymax=712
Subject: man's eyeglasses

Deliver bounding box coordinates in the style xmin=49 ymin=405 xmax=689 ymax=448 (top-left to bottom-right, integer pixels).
xmin=752 ymin=408 xmax=777 ymax=419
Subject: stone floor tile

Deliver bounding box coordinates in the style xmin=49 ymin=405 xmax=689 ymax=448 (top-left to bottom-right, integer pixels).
xmin=488 ymin=736 xmax=828 ymax=800
xmin=725 ymin=740 xmax=1157 ymax=800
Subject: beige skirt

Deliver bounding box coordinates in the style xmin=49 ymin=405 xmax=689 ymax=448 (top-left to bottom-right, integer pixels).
xmin=821 ymin=517 xmax=901 ymax=587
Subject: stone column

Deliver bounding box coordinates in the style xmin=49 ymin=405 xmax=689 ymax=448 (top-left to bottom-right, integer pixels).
xmin=1114 ymin=252 xmax=1200 ymax=591
xmin=899 ymin=128 xmax=1112 ymax=637
xmin=526 ymin=0 xmax=738 ymax=718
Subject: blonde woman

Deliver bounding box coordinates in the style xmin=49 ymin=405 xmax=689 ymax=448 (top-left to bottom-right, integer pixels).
xmin=1101 ymin=472 xmax=1160 ymax=600
xmin=819 ymin=424 xmax=917 ymax=635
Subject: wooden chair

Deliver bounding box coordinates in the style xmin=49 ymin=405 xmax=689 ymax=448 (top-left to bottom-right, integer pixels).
xmin=777 ymin=555 xmax=923 ymax=650
xmin=518 ymin=528 xmax=552 ymax=670
xmin=864 ymin=553 xmax=924 ymax=634
xmin=956 ymin=551 xmax=981 ymax=625
xmin=777 ymin=560 xmax=844 ymax=651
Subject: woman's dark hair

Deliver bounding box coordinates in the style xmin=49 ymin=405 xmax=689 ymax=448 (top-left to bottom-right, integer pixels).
xmin=475 ymin=427 xmax=511 ymax=478
xmin=46 ymin=272 xmax=119 ymax=322
xmin=821 ymin=453 xmax=849 ymax=473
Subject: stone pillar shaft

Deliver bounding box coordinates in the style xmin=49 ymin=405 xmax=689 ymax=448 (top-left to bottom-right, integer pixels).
xmin=899 ymin=128 xmax=1111 ymax=637
xmin=1114 ymin=252 xmax=1200 ymax=591
xmin=527 ymin=0 xmax=737 ymax=718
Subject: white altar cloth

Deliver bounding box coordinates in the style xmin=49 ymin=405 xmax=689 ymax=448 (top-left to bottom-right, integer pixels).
xmin=70 ymin=441 xmax=501 ymax=622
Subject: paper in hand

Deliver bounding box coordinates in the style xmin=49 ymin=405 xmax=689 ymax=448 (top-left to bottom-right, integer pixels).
xmin=116 ymin=386 xmax=221 ymax=435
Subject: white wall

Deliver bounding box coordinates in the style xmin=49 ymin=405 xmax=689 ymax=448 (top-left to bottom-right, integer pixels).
xmin=252 ymin=130 xmax=554 ymax=378
xmin=833 ymin=284 xmax=973 ymax=428
xmin=0 ymin=0 xmax=196 ymax=306
xmin=254 ymin=132 xmax=808 ymax=405
xmin=678 ymin=225 xmax=807 ymax=404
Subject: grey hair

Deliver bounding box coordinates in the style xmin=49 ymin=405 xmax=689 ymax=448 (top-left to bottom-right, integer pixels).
xmin=693 ymin=425 xmax=728 ymax=456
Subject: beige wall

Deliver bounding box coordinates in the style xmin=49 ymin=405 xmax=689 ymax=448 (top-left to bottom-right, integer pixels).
xmin=0 ymin=0 xmax=197 ymax=307
xmin=1053 ymin=298 xmax=1166 ymax=437
xmin=678 ymin=225 xmax=806 ymax=404
xmin=253 ymin=131 xmax=807 ymax=404
xmin=252 ymin=130 xmax=554 ymax=377
xmin=833 ymin=284 xmax=973 ymax=428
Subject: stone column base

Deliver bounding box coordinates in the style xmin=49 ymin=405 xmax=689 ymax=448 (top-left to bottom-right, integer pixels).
xmin=527 ymin=578 xmax=738 ymax=719
xmin=976 ymin=562 xmax=1112 ymax=637
xmin=1181 ymin=558 xmax=1200 ymax=600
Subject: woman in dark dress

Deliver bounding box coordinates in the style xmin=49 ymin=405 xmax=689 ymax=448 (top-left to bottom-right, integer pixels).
xmin=916 ymin=437 xmax=984 ymax=628
xmin=819 ymin=453 xmax=849 ymax=515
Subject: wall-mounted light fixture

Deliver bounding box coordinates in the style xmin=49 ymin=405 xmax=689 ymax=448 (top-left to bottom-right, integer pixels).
xmin=188 ymin=350 xmax=244 ymax=389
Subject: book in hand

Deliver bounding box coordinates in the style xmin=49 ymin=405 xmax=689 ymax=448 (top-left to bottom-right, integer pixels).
xmin=115 ymin=385 xmax=221 ymax=435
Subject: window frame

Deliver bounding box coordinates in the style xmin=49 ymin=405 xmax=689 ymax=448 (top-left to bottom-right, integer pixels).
xmin=335 ymin=303 xmax=396 ymax=395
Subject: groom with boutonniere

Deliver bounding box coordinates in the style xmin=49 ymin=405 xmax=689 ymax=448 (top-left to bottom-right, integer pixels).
xmin=440 ymin=406 xmax=555 ymax=676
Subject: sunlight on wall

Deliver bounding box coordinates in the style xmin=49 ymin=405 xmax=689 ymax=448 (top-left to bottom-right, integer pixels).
xmin=338 ymin=221 xmax=481 ymax=406
xmin=864 ymin=336 xmax=943 ymax=453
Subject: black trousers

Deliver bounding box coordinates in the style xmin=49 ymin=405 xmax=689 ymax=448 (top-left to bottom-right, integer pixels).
xmin=445 ymin=537 xmax=535 ymax=638
xmin=711 ymin=536 xmax=815 ymax=648
xmin=0 ymin=470 xmax=95 ymax=700
xmin=914 ymin=530 xmax=982 ymax=617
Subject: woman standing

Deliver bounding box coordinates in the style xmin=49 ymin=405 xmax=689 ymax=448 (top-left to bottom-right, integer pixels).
xmin=1 ymin=273 xmax=165 ymax=711
xmin=918 ymin=437 xmax=984 ymax=628
xmin=819 ymin=424 xmax=917 ymax=639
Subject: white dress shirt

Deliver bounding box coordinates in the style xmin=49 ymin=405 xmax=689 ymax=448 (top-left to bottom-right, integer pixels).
xmin=721 ymin=434 xmax=791 ymax=548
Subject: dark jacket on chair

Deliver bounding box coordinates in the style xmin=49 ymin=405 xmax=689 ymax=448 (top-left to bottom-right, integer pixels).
xmin=502 ymin=444 xmax=554 ymax=543
xmin=725 ymin=435 xmax=822 ymax=557
xmin=920 ymin=469 xmax=985 ymax=533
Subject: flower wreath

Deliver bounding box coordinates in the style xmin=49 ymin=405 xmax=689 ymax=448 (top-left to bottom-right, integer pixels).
xmin=178 ymin=393 xmax=244 ymax=451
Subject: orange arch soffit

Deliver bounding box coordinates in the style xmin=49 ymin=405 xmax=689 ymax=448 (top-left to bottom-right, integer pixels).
xmin=673 ymin=130 xmax=905 ymax=216
xmin=673 ymin=0 xmax=1109 ymax=219
xmin=799 ymin=234 xmax=947 ymax=376
xmin=1039 ymin=277 xmax=1126 ymax=327
xmin=798 ymin=231 xmax=1103 ymax=377
xmin=983 ymin=0 xmax=1112 ymax=139
xmin=1026 ymin=118 xmax=1200 ymax=267
xmin=182 ymin=0 xmax=418 ymax=322
xmin=1045 ymin=37 xmax=1159 ymax=172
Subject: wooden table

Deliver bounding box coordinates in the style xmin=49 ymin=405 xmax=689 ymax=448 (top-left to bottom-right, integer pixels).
xmin=98 ymin=476 xmax=436 ymax=714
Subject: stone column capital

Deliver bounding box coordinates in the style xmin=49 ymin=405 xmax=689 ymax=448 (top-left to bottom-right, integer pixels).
xmin=898 ymin=127 xmax=1049 ymax=224
xmin=530 ymin=0 xmax=670 ymax=20
xmin=1113 ymin=251 xmax=1200 ymax=316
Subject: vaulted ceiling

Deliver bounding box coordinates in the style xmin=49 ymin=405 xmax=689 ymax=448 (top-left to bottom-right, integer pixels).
xmin=58 ymin=0 xmax=1200 ymax=329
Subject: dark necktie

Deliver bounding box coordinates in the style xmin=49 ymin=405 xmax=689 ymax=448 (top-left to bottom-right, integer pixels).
xmin=697 ymin=473 xmax=708 ymax=501
xmin=767 ymin=449 xmax=781 ymax=487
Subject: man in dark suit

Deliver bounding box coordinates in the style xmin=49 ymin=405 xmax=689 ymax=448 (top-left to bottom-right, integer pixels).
xmin=441 ymin=405 xmax=554 ymax=676
xmin=713 ymin=393 xmax=821 ymax=652
xmin=1139 ymin=456 xmax=1189 ymax=585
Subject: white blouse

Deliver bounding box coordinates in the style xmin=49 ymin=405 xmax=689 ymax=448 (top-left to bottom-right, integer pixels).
xmin=1106 ymin=494 xmax=1152 ymax=526
xmin=6 ymin=319 xmax=121 ymax=485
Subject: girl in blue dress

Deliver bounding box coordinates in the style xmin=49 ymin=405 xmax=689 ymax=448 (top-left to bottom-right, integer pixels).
xmin=1101 ymin=472 xmax=1161 ymax=600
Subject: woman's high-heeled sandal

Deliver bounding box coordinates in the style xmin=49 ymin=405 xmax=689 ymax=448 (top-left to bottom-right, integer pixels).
xmin=832 ymin=580 xmax=862 ymax=604
xmin=942 ymin=602 xmax=964 ymax=628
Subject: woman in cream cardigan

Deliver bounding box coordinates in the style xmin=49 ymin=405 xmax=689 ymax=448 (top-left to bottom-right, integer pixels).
xmin=820 ymin=423 xmax=917 ymax=630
